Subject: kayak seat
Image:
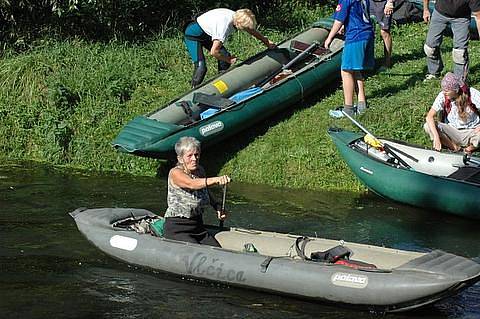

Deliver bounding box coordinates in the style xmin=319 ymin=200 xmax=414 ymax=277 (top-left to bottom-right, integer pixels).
xmin=194 ymin=92 xmax=237 ymax=120
xmin=290 ymin=40 xmax=330 ymax=57
xmin=447 ymin=166 xmax=480 ymax=184
xmin=215 ymin=229 xmax=351 ymax=258
xmin=193 ymin=92 xmax=236 ymax=110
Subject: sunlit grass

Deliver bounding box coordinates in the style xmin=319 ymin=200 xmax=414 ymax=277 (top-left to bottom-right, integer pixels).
xmin=1 ymin=17 xmax=479 ymax=192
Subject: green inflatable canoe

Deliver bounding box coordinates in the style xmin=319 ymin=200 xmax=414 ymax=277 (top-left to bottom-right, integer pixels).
xmin=328 ymin=128 xmax=480 ymax=219
xmin=112 ymin=19 xmax=343 ymax=159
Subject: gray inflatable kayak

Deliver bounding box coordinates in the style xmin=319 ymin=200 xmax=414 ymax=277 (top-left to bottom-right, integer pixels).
xmin=70 ymin=207 xmax=480 ymax=313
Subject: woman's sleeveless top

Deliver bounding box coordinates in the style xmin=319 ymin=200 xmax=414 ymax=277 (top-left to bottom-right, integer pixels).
xmin=164 ymin=168 xmax=210 ymax=219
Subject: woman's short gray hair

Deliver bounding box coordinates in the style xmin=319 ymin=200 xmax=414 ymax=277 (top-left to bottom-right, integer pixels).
xmin=175 ymin=136 xmax=201 ymax=157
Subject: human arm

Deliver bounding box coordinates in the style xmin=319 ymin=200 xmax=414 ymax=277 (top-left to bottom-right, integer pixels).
xmin=423 ymin=0 xmax=431 ymax=23
xmin=324 ymin=20 xmax=344 ymax=49
xmin=473 ymin=11 xmax=480 ymax=40
xmin=210 ymin=40 xmax=237 ymax=64
xmin=425 ymin=107 xmax=442 ymax=151
xmin=384 ymin=0 xmax=394 ymax=16
xmin=246 ymin=28 xmax=277 ymax=49
xmin=170 ymin=167 xmax=231 ymax=190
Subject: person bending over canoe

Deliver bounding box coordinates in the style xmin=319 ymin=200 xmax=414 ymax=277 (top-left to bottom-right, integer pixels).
xmin=163 ymin=136 xmax=231 ymax=246
xmin=184 ymin=8 xmax=276 ymax=88
xmin=424 ymin=72 xmax=480 ymax=155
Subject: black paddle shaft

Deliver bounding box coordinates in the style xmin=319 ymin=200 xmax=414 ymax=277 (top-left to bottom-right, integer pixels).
xmin=257 ymin=41 xmax=320 ymax=87
xmin=219 ymin=184 xmax=227 ymax=229
xmin=341 ymin=110 xmax=417 ymax=169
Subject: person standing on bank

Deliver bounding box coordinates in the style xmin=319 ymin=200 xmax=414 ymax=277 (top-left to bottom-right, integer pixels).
xmin=184 ymin=8 xmax=277 ymax=88
xmin=325 ymin=0 xmax=375 ymax=117
xmin=423 ymin=0 xmax=480 ymax=81
xmin=163 ymin=136 xmax=231 ymax=247
xmin=370 ymin=0 xmax=395 ymax=69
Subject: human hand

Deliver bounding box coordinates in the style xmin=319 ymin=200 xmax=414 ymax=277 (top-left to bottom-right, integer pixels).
xmin=474 ymin=126 xmax=480 ymax=133
xmin=384 ymin=1 xmax=394 ymax=16
xmin=216 ymin=175 xmax=231 ymax=185
xmin=217 ymin=209 xmax=227 ymax=221
xmin=324 ymin=38 xmax=332 ymax=49
xmin=228 ymin=56 xmax=238 ymax=65
xmin=433 ymin=138 xmax=442 ymax=151
xmin=423 ymin=10 xmax=430 ymax=23
xmin=266 ymin=39 xmax=277 ymax=49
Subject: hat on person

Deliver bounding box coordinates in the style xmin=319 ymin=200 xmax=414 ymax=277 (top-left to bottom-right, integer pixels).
xmin=441 ymin=72 xmax=463 ymax=92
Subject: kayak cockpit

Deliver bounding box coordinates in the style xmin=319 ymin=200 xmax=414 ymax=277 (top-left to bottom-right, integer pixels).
xmin=350 ymin=136 xmax=480 ymax=185
xmin=105 ymin=210 xmax=424 ymax=271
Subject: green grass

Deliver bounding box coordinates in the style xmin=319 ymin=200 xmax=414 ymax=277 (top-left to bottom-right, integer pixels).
xmin=1 ymin=20 xmax=479 ymax=192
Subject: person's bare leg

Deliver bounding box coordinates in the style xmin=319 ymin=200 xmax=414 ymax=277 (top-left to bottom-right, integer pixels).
xmin=355 ymin=71 xmax=367 ymax=113
xmin=380 ymin=29 xmax=392 ymax=68
xmin=341 ymin=70 xmax=355 ymax=107
xmin=439 ymin=133 xmax=461 ymax=152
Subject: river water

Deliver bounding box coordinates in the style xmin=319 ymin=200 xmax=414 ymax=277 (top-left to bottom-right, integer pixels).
xmin=1 ymin=161 xmax=479 ymax=318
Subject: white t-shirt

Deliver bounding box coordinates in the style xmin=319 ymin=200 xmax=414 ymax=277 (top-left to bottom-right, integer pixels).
xmin=431 ymin=87 xmax=480 ymax=129
xmin=197 ymin=8 xmax=235 ymax=43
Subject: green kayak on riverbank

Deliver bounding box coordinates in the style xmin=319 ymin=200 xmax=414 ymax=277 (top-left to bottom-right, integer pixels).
xmin=328 ymin=128 xmax=480 ymax=219
xmin=112 ymin=19 xmax=343 ymax=159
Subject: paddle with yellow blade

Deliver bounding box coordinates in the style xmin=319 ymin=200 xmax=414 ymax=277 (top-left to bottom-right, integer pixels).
xmin=341 ymin=110 xmax=418 ymax=169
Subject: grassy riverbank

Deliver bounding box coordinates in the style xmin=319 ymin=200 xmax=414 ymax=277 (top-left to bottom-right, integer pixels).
xmin=1 ymin=19 xmax=479 ymax=191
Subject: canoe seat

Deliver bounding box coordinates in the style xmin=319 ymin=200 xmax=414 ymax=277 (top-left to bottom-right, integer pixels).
xmin=290 ymin=40 xmax=330 ymax=57
xmin=447 ymin=166 xmax=480 ymax=184
xmin=215 ymin=229 xmax=348 ymax=259
xmin=193 ymin=92 xmax=236 ymax=110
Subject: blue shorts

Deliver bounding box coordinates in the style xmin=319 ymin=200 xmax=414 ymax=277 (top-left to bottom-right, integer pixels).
xmin=341 ymin=38 xmax=375 ymax=71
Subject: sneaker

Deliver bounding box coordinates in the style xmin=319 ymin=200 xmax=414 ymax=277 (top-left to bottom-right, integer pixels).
xmin=356 ymin=105 xmax=367 ymax=115
xmin=329 ymin=109 xmax=345 ymax=118
xmin=424 ymin=73 xmax=438 ymax=81
xmin=329 ymin=106 xmax=356 ymax=118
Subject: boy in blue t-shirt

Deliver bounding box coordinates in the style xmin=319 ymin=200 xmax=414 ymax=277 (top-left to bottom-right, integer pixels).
xmin=325 ymin=0 xmax=375 ymax=117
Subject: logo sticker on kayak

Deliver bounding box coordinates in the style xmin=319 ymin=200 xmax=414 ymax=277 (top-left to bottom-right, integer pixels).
xmin=212 ymin=80 xmax=228 ymax=94
xmin=199 ymin=121 xmax=224 ymax=136
xmin=110 ymin=235 xmax=137 ymax=251
xmin=331 ymin=272 xmax=368 ymax=289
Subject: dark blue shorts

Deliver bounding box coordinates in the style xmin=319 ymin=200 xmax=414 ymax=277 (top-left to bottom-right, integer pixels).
xmin=370 ymin=0 xmax=393 ymax=30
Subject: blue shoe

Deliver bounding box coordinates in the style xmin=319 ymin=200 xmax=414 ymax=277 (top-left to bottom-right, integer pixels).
xmin=329 ymin=109 xmax=345 ymax=118
xmin=329 ymin=106 xmax=356 ymax=118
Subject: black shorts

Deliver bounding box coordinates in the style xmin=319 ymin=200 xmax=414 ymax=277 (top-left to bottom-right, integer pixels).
xmin=163 ymin=215 xmax=220 ymax=247
xmin=370 ymin=0 xmax=393 ymax=30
